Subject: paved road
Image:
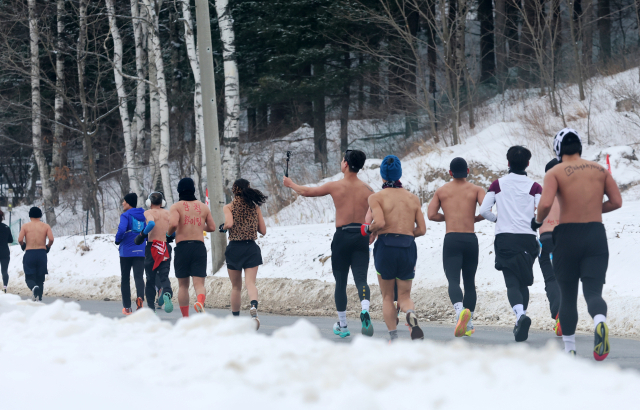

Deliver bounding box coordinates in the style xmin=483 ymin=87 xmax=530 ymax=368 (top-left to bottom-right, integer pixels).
xmin=37 ymin=296 xmax=640 ymax=371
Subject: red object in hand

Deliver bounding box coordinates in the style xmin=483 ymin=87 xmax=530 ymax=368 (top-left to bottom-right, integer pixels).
xmin=606 ymin=154 xmax=612 ymax=174
xmin=361 ymin=224 xmax=371 ymax=236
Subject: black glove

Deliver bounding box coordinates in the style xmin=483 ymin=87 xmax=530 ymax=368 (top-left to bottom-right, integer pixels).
xmin=219 ymin=223 xmax=227 ymax=233
xmin=134 ymin=233 xmax=146 ymax=245
xmin=20 ymin=242 xmax=26 ymax=251
xmin=46 ymin=245 xmax=50 ymax=253
xmin=166 ymin=232 xmax=175 ymax=244
xmin=115 ymin=240 xmax=121 ymax=246
xmin=531 ymin=217 xmax=543 ymax=232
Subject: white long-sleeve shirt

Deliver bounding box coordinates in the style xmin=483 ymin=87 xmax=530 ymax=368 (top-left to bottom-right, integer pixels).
xmin=479 ymin=172 xmax=542 ymax=235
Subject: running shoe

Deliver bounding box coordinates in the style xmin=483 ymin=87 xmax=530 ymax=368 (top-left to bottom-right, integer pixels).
xmin=136 ymin=297 xmax=143 ymax=310
xmin=122 ymin=307 xmax=132 ymax=315
xmin=332 ymin=322 xmax=351 ymax=338
xmin=568 ymin=350 xmax=577 ymax=357
xmin=32 ymin=286 xmax=39 ymax=301
xmin=157 ymin=289 xmax=164 ymax=307
xmin=360 ymin=310 xmax=374 ymax=336
xmin=250 ymin=307 xmax=260 ymax=330
xmin=554 ymin=313 xmax=563 ymax=336
xmin=394 ymin=301 xmax=400 ymax=325
xmin=513 ymin=314 xmax=532 ymax=342
xmin=162 ymin=293 xmax=173 ymax=313
xmin=454 ymin=309 xmax=471 ymax=338
xmin=194 ymin=301 xmax=205 ymax=313
xmin=406 ymin=312 xmax=424 ymax=340
xmin=594 ymin=322 xmax=610 ymax=361
xmin=2 ymin=288 xmax=6 ymax=293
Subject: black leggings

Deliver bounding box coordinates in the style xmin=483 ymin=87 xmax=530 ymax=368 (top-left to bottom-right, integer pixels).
xmin=331 ymin=225 xmax=370 ymax=311
xmin=120 ymin=257 xmax=145 ymax=309
xmin=558 ymin=278 xmax=607 ymax=336
xmin=503 ymin=268 xmax=530 ymax=310
xmin=144 ymin=243 xmax=173 ymax=309
xmin=1 ymin=257 xmax=8 ymax=287
xmin=538 ymin=233 xmax=562 ymax=318
xmin=442 ymin=233 xmax=478 ymax=311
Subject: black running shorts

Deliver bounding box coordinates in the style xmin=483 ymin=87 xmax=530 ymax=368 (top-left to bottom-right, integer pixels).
xmin=552 ymin=222 xmax=608 ymax=284
xmin=174 ymin=240 xmax=207 ymax=278
xmin=225 ymin=240 xmax=263 ymax=271
xmin=373 ymin=233 xmax=417 ymax=281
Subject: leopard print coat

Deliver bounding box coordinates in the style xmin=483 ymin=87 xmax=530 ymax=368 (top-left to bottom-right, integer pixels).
xmin=228 ymin=197 xmax=259 ymax=241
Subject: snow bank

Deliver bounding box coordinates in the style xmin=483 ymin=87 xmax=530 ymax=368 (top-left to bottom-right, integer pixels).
xmin=0 ymin=293 xmax=637 ymax=409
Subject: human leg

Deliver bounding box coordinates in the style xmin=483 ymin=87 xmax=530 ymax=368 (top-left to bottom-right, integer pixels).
xmin=502 ymin=268 xmax=524 ymax=310
xmin=119 ymin=257 xmax=133 ymax=309
xmin=192 ymin=276 xmax=206 ymax=313
xmin=539 ymin=234 xmax=561 ymax=318
xmin=396 ymin=278 xmax=423 ymax=340
xmin=178 ymin=277 xmax=191 ymax=317
xmin=442 ymin=239 xmax=464 ymax=307
xmin=0 ymin=257 xmax=9 ymax=288
xmin=144 ymin=256 xmax=157 ymax=310
xmin=330 ymin=232 xmax=350 ymax=327
xmin=378 ymin=275 xmax=398 ymax=333
xmin=461 ymin=236 xmax=479 ymax=312
xmin=228 ymin=269 xmax=242 ymax=313
xmin=350 ymin=235 xmax=371 ymax=307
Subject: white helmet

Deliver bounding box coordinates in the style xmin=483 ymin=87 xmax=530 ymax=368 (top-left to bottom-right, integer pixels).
xmin=553 ymin=128 xmax=582 ymax=161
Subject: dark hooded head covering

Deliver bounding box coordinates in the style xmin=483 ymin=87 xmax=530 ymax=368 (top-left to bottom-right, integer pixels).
xmin=177 ymin=177 xmax=197 ymax=201
xmin=29 ymin=207 xmax=43 ymax=219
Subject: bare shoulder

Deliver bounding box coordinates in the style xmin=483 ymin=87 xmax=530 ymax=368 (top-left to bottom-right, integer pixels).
xmin=169 ymin=202 xmax=182 ymax=212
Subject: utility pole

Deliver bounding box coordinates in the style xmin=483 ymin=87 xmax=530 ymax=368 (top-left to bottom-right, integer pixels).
xmin=194 ymin=0 xmax=226 ymax=274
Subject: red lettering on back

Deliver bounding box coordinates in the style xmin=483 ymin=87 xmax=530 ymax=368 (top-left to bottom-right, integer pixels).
xmin=196 ymin=217 xmax=202 ymax=226
xmin=183 ymin=202 xmax=190 ymax=211
xmin=194 ymin=203 xmax=201 ymax=213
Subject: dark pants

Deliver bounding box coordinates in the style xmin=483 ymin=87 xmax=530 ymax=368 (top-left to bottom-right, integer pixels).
xmin=120 ymin=257 xmax=145 ymax=309
xmin=144 ymin=243 xmax=172 ymax=310
xmin=23 ymin=249 xmax=47 ymax=298
xmin=538 ymin=232 xmax=562 ymax=318
xmin=331 ymin=225 xmax=371 ymax=311
xmin=442 ymin=233 xmax=479 ymax=311
xmin=503 ymin=268 xmax=530 ymax=309
xmin=1 ymin=257 xmax=8 ymax=287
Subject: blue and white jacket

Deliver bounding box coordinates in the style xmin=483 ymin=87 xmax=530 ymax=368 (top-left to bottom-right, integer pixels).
xmin=115 ymin=208 xmax=146 ymax=257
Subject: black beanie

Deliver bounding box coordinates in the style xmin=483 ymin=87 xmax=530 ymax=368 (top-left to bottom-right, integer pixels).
xmin=124 ymin=193 xmax=138 ymax=208
xmin=29 ymin=207 xmax=42 ymax=219
xmin=177 ymin=178 xmax=195 ymax=193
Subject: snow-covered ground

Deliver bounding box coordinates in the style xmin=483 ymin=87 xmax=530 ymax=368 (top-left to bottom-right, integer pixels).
xmin=1 ymin=293 xmax=638 ymax=409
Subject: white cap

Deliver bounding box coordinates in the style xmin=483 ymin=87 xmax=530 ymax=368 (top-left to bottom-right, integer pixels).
xmin=553 ymin=128 xmax=582 ymax=161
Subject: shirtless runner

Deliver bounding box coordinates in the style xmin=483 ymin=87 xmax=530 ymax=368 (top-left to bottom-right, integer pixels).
xmin=533 ymin=129 xmax=622 ymax=360
xmin=427 ymin=157 xmax=485 ymax=338
xmin=168 ymin=178 xmax=217 ymax=317
xmin=17 ymin=207 xmax=54 ymax=301
xmin=537 ymin=159 xmax=563 ymax=335
xmin=283 ymin=149 xmax=374 ymax=337
xmin=363 ymin=155 xmax=427 ymax=342
xmin=134 ymin=192 xmax=174 ymax=313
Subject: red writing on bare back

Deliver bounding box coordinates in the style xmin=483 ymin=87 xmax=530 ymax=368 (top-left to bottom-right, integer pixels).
xmin=194 ymin=203 xmax=201 ymax=212
xmin=183 ymin=202 xmax=190 ymax=211
xmin=545 ymin=219 xmax=560 ymax=226
xmin=183 ymin=216 xmax=202 ymax=226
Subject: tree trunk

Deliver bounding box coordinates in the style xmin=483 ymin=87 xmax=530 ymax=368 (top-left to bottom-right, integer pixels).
xmin=340 ymin=52 xmax=350 ymax=154
xmin=106 ymin=0 xmax=141 ymax=201
xmin=457 ymin=0 xmax=473 ymax=130
xmin=131 ymin=0 xmax=147 ymax=205
xmin=568 ymin=0 xmax=586 ymax=100
xmin=28 ymin=0 xmax=56 ymax=226
xmin=50 ymin=0 xmax=65 ymax=207
xmin=580 ymin=0 xmax=593 ymax=75
xmin=181 ymin=0 xmax=206 ymax=198
xmin=77 ymin=0 xmax=100 ymax=233
xmin=148 ymin=32 xmax=161 ymax=192
xmin=598 ymin=0 xmax=611 ymax=64
xmin=143 ymin=0 xmax=174 ymax=205
xmin=478 ymin=0 xmax=495 ymax=82
xmin=215 ymin=0 xmax=241 ymax=200
xmin=357 ymin=54 xmax=364 ymax=119
xmin=313 ymin=62 xmax=327 ymax=175
xmin=495 ymin=0 xmax=507 ymax=93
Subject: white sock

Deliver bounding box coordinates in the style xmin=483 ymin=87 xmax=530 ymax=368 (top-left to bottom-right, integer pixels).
xmin=513 ymin=304 xmax=525 ymax=323
xmin=563 ymin=334 xmax=576 ymax=353
xmin=468 ymin=311 xmax=474 ymax=330
xmin=453 ymin=302 xmax=464 ymax=317
xmin=361 ymin=299 xmax=370 ymax=312
xmin=338 ymin=311 xmax=347 ymax=328
xmin=594 ymin=314 xmax=606 ymax=329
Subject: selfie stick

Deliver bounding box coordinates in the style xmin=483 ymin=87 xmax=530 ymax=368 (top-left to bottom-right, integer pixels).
xmin=285 ymin=151 xmax=291 ymax=177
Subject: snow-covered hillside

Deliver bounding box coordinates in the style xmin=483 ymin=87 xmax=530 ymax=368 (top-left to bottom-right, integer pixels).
xmin=1 ymin=294 xmax=638 ymax=409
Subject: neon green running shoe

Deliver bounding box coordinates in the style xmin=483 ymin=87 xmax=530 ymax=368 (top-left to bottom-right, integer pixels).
xmin=332 ymin=322 xmax=351 ymax=338
xmin=360 ymin=310 xmax=374 ymax=337
xmin=163 ymin=293 xmax=173 ymax=313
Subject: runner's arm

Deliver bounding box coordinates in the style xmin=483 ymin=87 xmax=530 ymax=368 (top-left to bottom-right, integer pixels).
xmin=17 ymin=225 xmax=25 ymax=246
xmin=603 ymin=172 xmax=623 ymax=213
xmin=283 ymin=177 xmax=334 ymax=197
xmin=7 ymin=227 xmax=13 ymax=244
xmin=474 ymin=188 xmax=486 ymax=222
xmin=536 ymin=173 xmax=557 ymax=223
xmin=223 ymin=204 xmax=233 ymax=230
xmin=257 ymin=206 xmax=267 ymax=236
xmin=114 ymin=213 xmax=128 ymax=244
xmin=414 ymin=200 xmax=427 ymax=237
xmin=427 ymin=191 xmax=445 ymax=222
xmin=203 ymin=208 xmax=216 ymax=232
xmin=46 ymin=225 xmax=54 ymax=247
xmin=478 ymin=181 xmax=498 ymax=223
xmin=167 ymin=205 xmax=180 ymax=235
xmin=368 ymin=196 xmax=385 ymax=233
xmin=365 ymin=207 xmax=373 ymax=224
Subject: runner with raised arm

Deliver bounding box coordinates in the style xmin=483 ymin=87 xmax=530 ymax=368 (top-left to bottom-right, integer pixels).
xmin=427 ymin=157 xmax=485 ymax=337
xmin=168 ymin=178 xmax=217 ymax=317
xmin=17 ymin=207 xmax=53 ymax=301
xmin=363 ymin=155 xmax=427 ymax=342
xmin=283 ymin=149 xmax=374 ymax=337
xmin=533 ymin=129 xmax=622 ymax=360
xmin=134 ymin=192 xmax=174 ymax=313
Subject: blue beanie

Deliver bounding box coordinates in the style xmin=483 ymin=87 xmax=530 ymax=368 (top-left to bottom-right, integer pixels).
xmin=380 ymin=155 xmax=402 ymax=182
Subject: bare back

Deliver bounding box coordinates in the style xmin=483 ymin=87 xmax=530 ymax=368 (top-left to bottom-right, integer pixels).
xmin=329 ymin=177 xmax=373 ymax=226
xmin=549 ymin=158 xmax=615 ymax=223
xmin=369 ymin=188 xmax=426 ymax=237
xmin=144 ymin=208 xmax=171 ymax=242
xmin=169 ymin=200 xmax=216 ymax=243
xmin=18 ymin=220 xmax=53 ymax=250
xmin=431 ymin=181 xmax=484 ymax=233
xmin=539 ymin=197 xmax=560 ymax=234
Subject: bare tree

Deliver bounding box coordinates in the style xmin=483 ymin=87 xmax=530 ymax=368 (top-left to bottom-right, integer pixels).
xmin=131 ymin=0 xmax=149 ymax=206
